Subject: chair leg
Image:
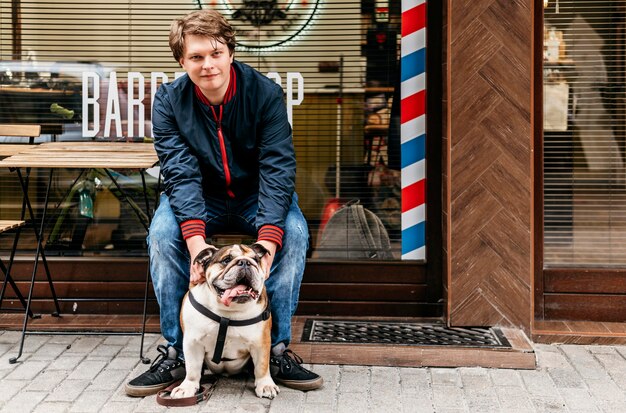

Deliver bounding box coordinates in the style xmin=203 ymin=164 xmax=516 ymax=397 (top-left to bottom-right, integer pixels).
xmin=9 ymin=241 xmax=41 ymax=364
xmin=138 ymin=170 xmax=156 ymax=364
xmin=139 ymin=265 xmax=151 ymax=364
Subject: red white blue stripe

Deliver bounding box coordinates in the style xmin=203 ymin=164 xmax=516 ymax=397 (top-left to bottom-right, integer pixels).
xmin=401 ymin=0 xmax=426 ymax=260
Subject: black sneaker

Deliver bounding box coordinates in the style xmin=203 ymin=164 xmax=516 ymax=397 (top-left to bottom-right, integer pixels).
xmin=270 ymin=349 xmax=323 ymax=391
xmin=125 ymin=344 xmax=186 ymax=397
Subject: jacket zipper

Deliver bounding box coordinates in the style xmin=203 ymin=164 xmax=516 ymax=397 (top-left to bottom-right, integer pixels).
xmin=217 ymin=126 xmax=235 ymax=198
xmin=211 ymin=105 xmax=235 ymax=198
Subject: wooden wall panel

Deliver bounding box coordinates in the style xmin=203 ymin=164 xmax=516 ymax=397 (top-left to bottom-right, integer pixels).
xmin=544 ymin=270 xmax=626 ymax=294
xmin=3 ymin=258 xmax=437 ymax=317
xmin=447 ymin=0 xmax=532 ymax=332
xmin=544 ymin=295 xmax=626 ymax=322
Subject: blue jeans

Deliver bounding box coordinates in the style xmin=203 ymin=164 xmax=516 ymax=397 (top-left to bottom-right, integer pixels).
xmin=148 ymin=192 xmax=308 ymax=354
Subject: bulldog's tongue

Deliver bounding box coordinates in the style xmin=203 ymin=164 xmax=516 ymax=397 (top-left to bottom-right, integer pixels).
xmin=221 ymin=284 xmax=249 ymax=306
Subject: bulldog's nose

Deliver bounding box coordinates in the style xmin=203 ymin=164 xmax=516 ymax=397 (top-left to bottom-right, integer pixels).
xmin=237 ymin=260 xmax=249 ymax=267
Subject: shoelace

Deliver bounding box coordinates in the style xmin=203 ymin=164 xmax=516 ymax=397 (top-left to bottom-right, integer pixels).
xmin=276 ymin=349 xmax=305 ymax=373
xmin=149 ymin=344 xmax=181 ymax=373
xmin=283 ymin=349 xmax=303 ymax=365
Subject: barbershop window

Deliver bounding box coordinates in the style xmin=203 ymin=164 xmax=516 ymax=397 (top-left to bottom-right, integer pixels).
xmin=0 ymin=1 xmax=421 ymax=261
xmin=543 ymin=1 xmax=626 ymax=266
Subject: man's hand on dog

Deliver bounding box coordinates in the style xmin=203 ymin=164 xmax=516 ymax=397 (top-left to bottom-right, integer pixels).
xmin=254 ymin=240 xmax=277 ymax=279
xmin=186 ymin=236 xmax=276 ymax=281
xmin=186 ymin=235 xmax=214 ymax=285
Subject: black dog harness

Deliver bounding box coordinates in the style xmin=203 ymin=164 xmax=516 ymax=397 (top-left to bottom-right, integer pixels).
xmin=188 ymin=291 xmax=271 ymax=364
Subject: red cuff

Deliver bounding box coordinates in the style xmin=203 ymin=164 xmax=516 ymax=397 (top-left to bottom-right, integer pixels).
xmin=257 ymin=225 xmax=284 ymax=249
xmin=180 ymin=219 xmax=205 ymax=240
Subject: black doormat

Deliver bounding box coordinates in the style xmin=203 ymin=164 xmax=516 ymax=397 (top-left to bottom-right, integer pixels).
xmin=301 ymin=319 xmax=511 ymax=348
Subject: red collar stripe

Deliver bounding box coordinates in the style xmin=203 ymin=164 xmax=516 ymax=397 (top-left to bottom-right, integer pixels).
xmin=194 ymin=66 xmax=236 ymax=106
xmin=224 ymin=66 xmax=236 ymax=103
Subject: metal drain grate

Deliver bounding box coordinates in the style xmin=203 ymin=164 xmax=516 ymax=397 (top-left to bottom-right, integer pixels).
xmin=301 ymin=319 xmax=511 ymax=348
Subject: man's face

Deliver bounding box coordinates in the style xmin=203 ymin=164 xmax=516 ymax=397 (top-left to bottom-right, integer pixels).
xmin=179 ymin=34 xmax=234 ymax=103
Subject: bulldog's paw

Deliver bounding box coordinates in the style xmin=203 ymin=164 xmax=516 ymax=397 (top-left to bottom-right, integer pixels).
xmin=170 ymin=380 xmax=199 ymax=399
xmin=255 ymin=377 xmax=280 ymax=399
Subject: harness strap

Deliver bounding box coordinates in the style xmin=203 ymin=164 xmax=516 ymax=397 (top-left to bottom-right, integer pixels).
xmin=188 ymin=291 xmax=271 ymax=364
xmin=213 ymin=317 xmax=230 ymax=364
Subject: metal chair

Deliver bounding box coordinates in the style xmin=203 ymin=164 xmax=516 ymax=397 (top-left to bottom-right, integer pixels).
xmin=0 ymin=126 xmax=43 ymax=317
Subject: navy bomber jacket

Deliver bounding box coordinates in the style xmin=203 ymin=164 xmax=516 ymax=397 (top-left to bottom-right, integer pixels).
xmin=152 ymin=60 xmax=296 ymax=247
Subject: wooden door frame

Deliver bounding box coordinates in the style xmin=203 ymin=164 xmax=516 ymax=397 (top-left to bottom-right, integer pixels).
xmin=425 ymin=0 xmax=444 ymax=306
xmin=533 ymin=0 xmax=626 ymax=322
xmin=532 ymin=0 xmax=545 ymax=321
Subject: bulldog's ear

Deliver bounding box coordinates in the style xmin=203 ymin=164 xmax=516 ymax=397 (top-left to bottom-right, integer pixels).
xmin=193 ymin=245 xmax=219 ymax=271
xmin=251 ymin=243 xmax=269 ymax=259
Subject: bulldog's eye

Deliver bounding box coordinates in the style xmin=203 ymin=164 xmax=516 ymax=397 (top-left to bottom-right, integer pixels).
xmin=221 ymin=256 xmax=232 ymax=265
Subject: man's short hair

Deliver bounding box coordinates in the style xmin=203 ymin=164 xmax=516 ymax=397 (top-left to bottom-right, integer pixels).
xmin=169 ymin=10 xmax=236 ymax=62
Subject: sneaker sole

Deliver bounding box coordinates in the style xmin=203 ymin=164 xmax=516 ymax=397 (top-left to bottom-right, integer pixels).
xmin=274 ymin=376 xmax=324 ymax=391
xmin=124 ymin=380 xmax=176 ymax=397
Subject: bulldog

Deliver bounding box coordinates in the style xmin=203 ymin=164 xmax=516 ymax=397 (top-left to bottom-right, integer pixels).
xmin=170 ymin=243 xmax=280 ymax=399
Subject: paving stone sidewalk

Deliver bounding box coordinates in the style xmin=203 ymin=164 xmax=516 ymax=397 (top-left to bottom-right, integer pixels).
xmin=0 ymin=330 xmax=625 ymax=412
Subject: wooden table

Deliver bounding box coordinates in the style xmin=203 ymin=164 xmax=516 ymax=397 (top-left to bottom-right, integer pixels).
xmin=0 ymin=145 xmax=37 ymax=158
xmin=0 ymin=141 xmax=158 ymax=169
xmin=0 ymin=141 xmax=159 ymax=232
xmin=0 ymin=141 xmax=159 ymax=363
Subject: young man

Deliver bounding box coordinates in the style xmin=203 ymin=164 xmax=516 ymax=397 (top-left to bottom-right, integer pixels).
xmin=125 ymin=10 xmax=322 ymax=396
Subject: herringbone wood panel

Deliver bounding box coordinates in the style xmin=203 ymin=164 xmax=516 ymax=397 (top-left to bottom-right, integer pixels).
xmin=448 ymin=0 xmax=532 ymax=332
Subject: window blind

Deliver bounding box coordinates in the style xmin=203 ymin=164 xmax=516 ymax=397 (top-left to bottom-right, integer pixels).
xmin=543 ymin=0 xmax=626 ymax=266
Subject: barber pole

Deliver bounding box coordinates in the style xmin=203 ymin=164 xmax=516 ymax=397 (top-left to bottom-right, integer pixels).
xmin=400 ymin=0 xmax=426 ymax=260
